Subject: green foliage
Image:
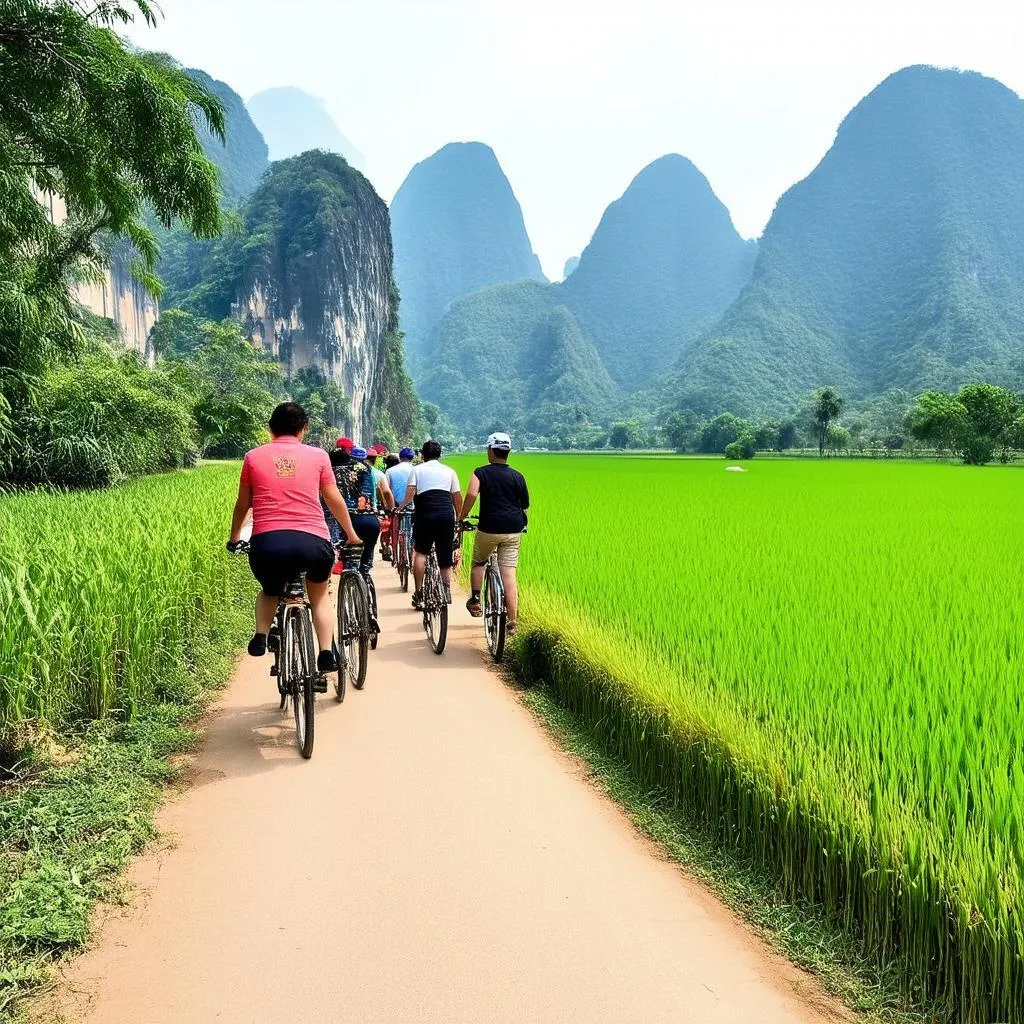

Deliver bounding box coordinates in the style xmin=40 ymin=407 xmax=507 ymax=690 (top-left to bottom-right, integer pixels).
xmin=145 ymin=65 xmax=269 ymax=309
xmin=456 ymin=454 xmax=1024 ymax=1022
xmin=669 ymin=66 xmax=1024 ymax=416
xmin=0 ymin=0 xmax=224 ymax=480
xmin=418 ymin=282 xmax=615 ymax=446
xmin=289 ymin=365 xmax=349 ymax=449
xmin=186 ymin=68 xmax=269 ymax=207
xmin=561 ymin=155 xmax=756 ymax=387
xmin=662 ymin=409 xmax=701 ymax=452
xmin=908 ymin=381 xmax=1021 ymax=464
xmin=414 ymin=154 xmax=755 ymax=437
xmin=391 ymin=141 xmax=545 ymax=365
xmin=812 ymin=386 xmax=844 ymax=455
xmin=20 ymin=350 xmax=198 ymax=488
xmin=0 ymin=464 xmax=252 ymax=1014
xmin=696 ymin=412 xmax=752 ymax=454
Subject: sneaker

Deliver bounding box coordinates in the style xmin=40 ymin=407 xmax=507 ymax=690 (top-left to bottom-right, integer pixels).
xmin=412 ymin=590 xmax=424 ymax=610
xmin=466 ymin=597 xmax=483 ymax=618
xmin=317 ymin=649 xmax=339 ymax=674
xmin=247 ymin=633 xmax=267 ymax=657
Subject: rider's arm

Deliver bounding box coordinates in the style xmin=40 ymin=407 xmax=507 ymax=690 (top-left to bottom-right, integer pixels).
xmin=460 ymin=472 xmax=480 ymax=519
xmin=377 ymin=474 xmax=395 ymax=511
xmin=321 ymin=481 xmax=362 ymax=544
xmin=229 ymin=477 xmax=253 ymax=544
xmin=399 ymin=483 xmax=416 ymax=512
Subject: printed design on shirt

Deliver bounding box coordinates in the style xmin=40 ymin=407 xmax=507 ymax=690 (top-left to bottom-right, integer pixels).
xmin=335 ymin=463 xmax=374 ymax=511
xmin=273 ymin=457 xmax=298 ymax=478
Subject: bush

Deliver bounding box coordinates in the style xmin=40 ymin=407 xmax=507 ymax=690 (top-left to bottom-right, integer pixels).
xmin=724 ymin=441 xmax=744 ymax=460
xmin=21 ymin=351 xmax=198 ymax=488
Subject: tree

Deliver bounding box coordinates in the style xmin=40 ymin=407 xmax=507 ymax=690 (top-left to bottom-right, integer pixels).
xmin=753 ymin=421 xmax=779 ymax=451
xmin=825 ymin=424 xmax=851 ymax=454
xmin=696 ymin=413 xmax=753 ymax=454
xmin=0 ymin=0 xmax=225 ymax=478
xmin=776 ymin=420 xmax=799 ymax=450
xmin=906 ymin=390 xmax=968 ymax=452
xmin=907 ymin=383 xmax=1021 ymax=465
xmin=608 ymin=422 xmax=632 ymax=449
xmin=158 ymin=310 xmax=282 ymax=458
xmin=663 ymin=409 xmax=700 ymax=452
xmin=811 ymin=387 xmax=844 ymax=456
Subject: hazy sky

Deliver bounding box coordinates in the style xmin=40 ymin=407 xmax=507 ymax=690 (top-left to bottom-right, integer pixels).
xmin=126 ymin=0 xmax=1024 ymax=279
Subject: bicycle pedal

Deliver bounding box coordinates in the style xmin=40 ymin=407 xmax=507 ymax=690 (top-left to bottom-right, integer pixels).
xmin=370 ymin=617 xmax=381 ymax=635
xmin=270 ymin=664 xmax=278 ymax=677
xmin=313 ymin=674 xmax=328 ymax=694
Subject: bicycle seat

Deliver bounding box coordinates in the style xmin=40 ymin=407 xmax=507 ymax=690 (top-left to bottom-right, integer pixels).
xmin=283 ymin=575 xmax=306 ymax=600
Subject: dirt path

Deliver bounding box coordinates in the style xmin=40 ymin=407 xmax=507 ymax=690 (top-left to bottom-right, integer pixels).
xmin=43 ymin=566 xmax=847 ymax=1024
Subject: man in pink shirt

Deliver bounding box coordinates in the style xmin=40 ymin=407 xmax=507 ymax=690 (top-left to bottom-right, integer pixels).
xmin=228 ymin=402 xmax=361 ymax=674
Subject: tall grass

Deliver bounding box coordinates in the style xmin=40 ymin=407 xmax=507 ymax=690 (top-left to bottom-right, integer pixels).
xmin=449 ymin=455 xmax=1024 ymax=1021
xmin=0 ymin=464 xmax=249 ymax=748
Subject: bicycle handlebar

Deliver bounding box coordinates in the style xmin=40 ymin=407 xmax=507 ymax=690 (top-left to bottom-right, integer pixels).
xmin=227 ymin=540 xmax=250 ymax=554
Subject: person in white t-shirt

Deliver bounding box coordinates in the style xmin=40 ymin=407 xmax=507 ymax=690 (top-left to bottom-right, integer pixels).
xmin=398 ymin=440 xmax=462 ymax=609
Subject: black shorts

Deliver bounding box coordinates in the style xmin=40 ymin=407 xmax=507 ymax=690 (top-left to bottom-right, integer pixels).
xmin=248 ymin=529 xmax=335 ymax=597
xmin=413 ymin=514 xmax=456 ymax=568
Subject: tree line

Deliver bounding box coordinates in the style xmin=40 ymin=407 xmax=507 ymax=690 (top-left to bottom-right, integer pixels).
xmin=601 ymin=383 xmax=1024 ymax=465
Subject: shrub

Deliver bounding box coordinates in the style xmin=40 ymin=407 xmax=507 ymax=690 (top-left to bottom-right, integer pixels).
xmin=21 ymin=351 xmax=198 ymax=488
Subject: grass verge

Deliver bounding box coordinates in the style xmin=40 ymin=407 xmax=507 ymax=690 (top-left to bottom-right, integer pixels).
xmin=509 ymin=656 xmax=946 ymax=1024
xmin=0 ymin=596 xmax=249 ymax=1020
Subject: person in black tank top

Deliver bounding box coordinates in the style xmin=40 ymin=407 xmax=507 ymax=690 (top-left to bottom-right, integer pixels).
xmin=459 ymin=432 xmax=529 ymax=632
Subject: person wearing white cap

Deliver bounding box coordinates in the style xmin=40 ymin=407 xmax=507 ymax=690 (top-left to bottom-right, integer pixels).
xmin=459 ymin=432 xmax=529 ymax=633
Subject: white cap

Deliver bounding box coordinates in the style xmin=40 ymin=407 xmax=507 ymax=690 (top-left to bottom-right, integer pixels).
xmin=486 ymin=431 xmax=512 ymax=451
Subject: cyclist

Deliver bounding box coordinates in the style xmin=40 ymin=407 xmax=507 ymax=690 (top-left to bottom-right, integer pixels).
xmin=386 ymin=446 xmax=416 ymax=568
xmin=334 ymin=444 xmax=394 ymax=576
xmin=460 ymin=431 xmax=529 ymax=634
xmin=365 ymin=446 xmax=394 ymax=562
xmin=399 ymin=440 xmax=461 ymax=610
xmin=227 ymin=402 xmax=362 ymax=674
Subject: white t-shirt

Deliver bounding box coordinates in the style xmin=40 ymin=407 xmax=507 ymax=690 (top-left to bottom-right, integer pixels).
xmin=409 ymin=460 xmax=460 ymax=517
xmin=410 ymin=460 xmax=459 ymax=494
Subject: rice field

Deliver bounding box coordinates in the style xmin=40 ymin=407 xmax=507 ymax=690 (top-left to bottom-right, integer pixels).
xmin=450 ymin=454 xmax=1024 ymax=1022
xmin=0 ymin=464 xmax=250 ymax=746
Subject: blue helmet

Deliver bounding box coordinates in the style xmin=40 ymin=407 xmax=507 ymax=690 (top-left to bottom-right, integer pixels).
xmin=399 ymin=447 xmax=415 ymax=460
xmin=350 ymin=446 xmax=368 ymax=461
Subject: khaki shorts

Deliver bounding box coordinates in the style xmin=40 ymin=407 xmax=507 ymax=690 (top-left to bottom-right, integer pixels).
xmin=472 ymin=530 xmax=523 ymax=568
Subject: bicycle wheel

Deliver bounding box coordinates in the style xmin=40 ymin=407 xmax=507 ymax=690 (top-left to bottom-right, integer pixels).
xmin=337 ymin=572 xmax=370 ymax=690
xmin=366 ymin=575 xmax=379 ymax=651
xmin=426 ymin=564 xmax=448 ymax=655
xmin=483 ymin=564 xmax=506 ymax=663
xmin=397 ymin=531 xmax=410 ymax=592
xmin=285 ymin=608 xmax=315 ymax=759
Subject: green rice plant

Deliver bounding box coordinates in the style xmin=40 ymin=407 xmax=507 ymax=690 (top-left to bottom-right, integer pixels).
xmin=0 ymin=464 xmax=250 ymax=750
xmin=450 ymin=455 xmax=1024 ymax=1022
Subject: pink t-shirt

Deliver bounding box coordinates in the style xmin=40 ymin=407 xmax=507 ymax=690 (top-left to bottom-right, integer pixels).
xmin=240 ymin=437 xmax=333 ymax=540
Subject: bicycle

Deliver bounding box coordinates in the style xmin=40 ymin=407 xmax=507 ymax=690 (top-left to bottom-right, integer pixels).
xmin=335 ymin=542 xmax=371 ymax=691
xmin=231 ymin=542 xmax=322 ymax=759
xmin=419 ymin=529 xmax=455 ymax=656
xmin=392 ymin=509 xmax=414 ymax=593
xmin=460 ymin=519 xmax=507 ymax=663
